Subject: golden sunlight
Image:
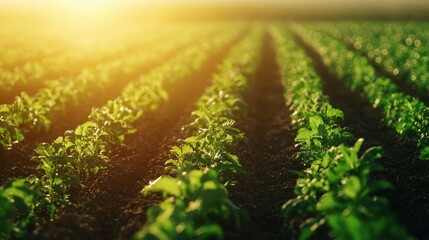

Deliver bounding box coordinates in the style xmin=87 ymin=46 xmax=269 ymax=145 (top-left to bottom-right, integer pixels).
xmin=0 ymin=1 xmax=428 ymax=240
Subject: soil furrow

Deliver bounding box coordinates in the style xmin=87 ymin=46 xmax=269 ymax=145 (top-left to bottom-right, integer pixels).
xmin=33 ymin=30 xmax=247 ymax=240
xmin=293 ymin=31 xmax=429 ymax=239
xmin=226 ymin=32 xmax=303 ymax=240
xmin=0 ymin=31 xmax=219 ymax=184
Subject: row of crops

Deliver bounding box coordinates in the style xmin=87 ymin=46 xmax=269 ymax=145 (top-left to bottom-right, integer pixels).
xmin=293 ymin=24 xmax=429 ymax=161
xmin=272 ymin=26 xmax=413 ymax=239
xmin=0 ymin=24 xmax=227 ymax=149
xmin=1 ymin=22 xmax=428 ymax=239
xmin=0 ymin=24 xmax=181 ymax=93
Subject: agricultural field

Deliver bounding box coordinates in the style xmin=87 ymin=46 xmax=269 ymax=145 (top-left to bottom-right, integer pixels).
xmin=0 ymin=6 xmax=429 ymax=240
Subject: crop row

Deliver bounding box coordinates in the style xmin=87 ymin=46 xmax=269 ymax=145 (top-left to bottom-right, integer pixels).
xmin=0 ymin=23 xmax=155 ymax=70
xmin=0 ymin=28 xmax=241 ymax=239
xmin=0 ymin=25 xmax=182 ymax=92
xmin=0 ymin=32 xmax=65 ymax=70
xmin=325 ymin=22 xmax=429 ymax=95
xmin=0 ymin=40 xmax=142 ymax=92
xmin=271 ymin=26 xmax=413 ymax=239
xmin=0 ymin=26 xmax=218 ymax=149
xmin=292 ymin=24 xmax=429 ymax=161
xmin=132 ymin=26 xmax=262 ymax=240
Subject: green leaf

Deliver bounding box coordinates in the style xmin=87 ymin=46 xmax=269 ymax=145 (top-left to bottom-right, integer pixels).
xmin=317 ymin=192 xmax=340 ymax=212
xmin=296 ymin=128 xmax=314 ymax=142
xmin=329 ymin=212 xmax=368 ymax=240
xmin=419 ymin=146 xmax=429 ymax=160
xmin=342 ymin=176 xmax=361 ymax=199
xmin=352 ymin=138 xmax=364 ymax=153
xmin=309 ymin=116 xmax=323 ymax=130
xmin=195 ymin=224 xmax=223 ymax=239
xmin=325 ymin=104 xmax=344 ymax=120
xmin=143 ymin=176 xmax=180 ymax=197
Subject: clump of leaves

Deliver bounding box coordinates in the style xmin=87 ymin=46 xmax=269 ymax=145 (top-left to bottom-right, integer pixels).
xmin=0 ymin=176 xmax=43 ymax=240
xmin=0 ymin=81 xmax=77 ymax=149
xmin=283 ymin=139 xmax=413 ymax=240
xmin=134 ymin=170 xmax=244 ymax=240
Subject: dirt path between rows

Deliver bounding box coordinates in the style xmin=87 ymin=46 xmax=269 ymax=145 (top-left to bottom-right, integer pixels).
xmin=0 ymin=31 xmax=219 ymax=185
xmin=33 ymin=30 xmax=247 ymax=240
xmin=226 ymin=32 xmax=303 ymax=240
xmin=293 ymin=31 xmax=429 ymax=239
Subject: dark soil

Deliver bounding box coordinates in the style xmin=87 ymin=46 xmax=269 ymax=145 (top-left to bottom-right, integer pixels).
xmin=226 ymin=32 xmax=304 ymax=240
xmin=0 ymin=31 xmax=219 ymax=185
xmin=293 ymin=31 xmax=429 ymax=240
xmin=33 ymin=30 xmax=246 ymax=240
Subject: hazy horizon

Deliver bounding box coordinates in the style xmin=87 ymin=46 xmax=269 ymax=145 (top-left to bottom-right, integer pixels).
xmin=1 ymin=0 xmax=429 ymax=9
xmin=1 ymin=0 xmax=428 ymax=22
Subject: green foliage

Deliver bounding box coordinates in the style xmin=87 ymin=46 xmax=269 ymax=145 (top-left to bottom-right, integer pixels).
xmin=330 ymin=22 xmax=429 ymax=95
xmin=0 ymin=25 xmax=228 ymax=149
xmin=0 ymin=27 xmax=243 ymax=237
xmin=134 ymin=27 xmax=263 ymax=240
xmin=166 ymin=80 xmax=248 ymax=178
xmin=134 ymin=170 xmax=240 ymax=240
xmin=294 ymin=24 xmax=429 ymax=160
xmin=272 ymin=26 xmax=413 ymax=239
xmin=0 ymin=176 xmax=44 ymax=240
xmin=283 ymin=140 xmax=411 ymax=240
xmin=0 ymin=26 xmax=173 ymax=93
xmin=295 ymin=112 xmax=353 ymax=163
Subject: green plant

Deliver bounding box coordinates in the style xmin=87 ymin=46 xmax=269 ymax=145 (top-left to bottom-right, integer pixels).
xmin=272 ymin=25 xmax=413 ymax=239
xmin=134 ymin=170 xmax=242 ymax=240
xmin=0 ymin=26 xmax=220 ymax=149
xmin=0 ymin=27 xmax=242 ymax=238
xmin=133 ymin=27 xmax=263 ymax=240
xmin=293 ymin=24 xmax=429 ymax=160
xmin=283 ymin=140 xmax=411 ymax=240
xmin=0 ymin=176 xmax=43 ymax=240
